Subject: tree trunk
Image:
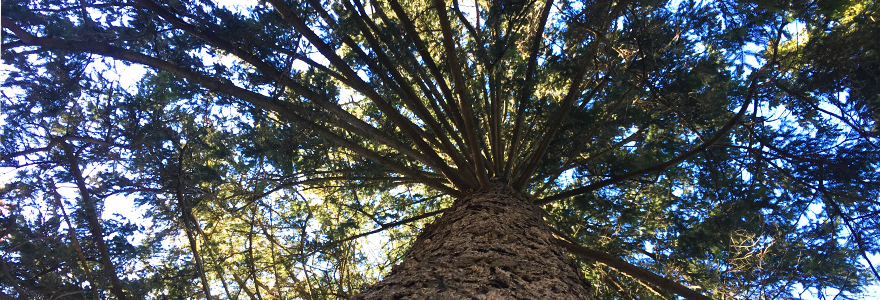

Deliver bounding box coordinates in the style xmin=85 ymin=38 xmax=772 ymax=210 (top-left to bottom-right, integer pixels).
xmin=354 ymin=182 xmax=595 ymax=299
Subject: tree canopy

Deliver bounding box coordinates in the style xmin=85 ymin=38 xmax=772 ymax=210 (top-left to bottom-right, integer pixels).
xmin=1 ymin=0 xmax=878 ymax=299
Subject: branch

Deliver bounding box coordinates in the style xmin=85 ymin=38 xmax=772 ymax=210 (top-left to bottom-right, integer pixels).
xmin=230 ymin=175 xmax=420 ymax=214
xmin=530 ymin=85 xmax=631 ymax=197
xmin=448 ymin=0 xmax=492 ymax=163
xmin=775 ymin=81 xmax=878 ymax=140
xmin=386 ymin=0 xmax=465 ymax=137
xmin=173 ymin=145 xmax=214 ymax=300
xmin=134 ymin=0 xmax=448 ymax=184
xmin=822 ymin=186 xmax=880 ymax=283
xmin=531 ymin=126 xmax=643 ymax=199
xmin=62 ymin=135 xmax=126 ymax=148
xmin=512 ymin=67 xmax=592 ymax=189
xmin=505 ymin=0 xmax=555 ymax=178
xmin=230 ymin=272 xmax=260 ymax=300
xmin=0 ymin=145 xmax=55 ymax=162
xmin=551 ymin=236 xmax=711 ymax=300
xmin=312 ymin=208 xmax=447 ymax=254
xmin=450 ymin=0 xmax=484 ymax=61
xmin=761 ymin=146 xmax=880 ymax=283
xmin=537 ymin=65 xmax=768 ymax=205
xmin=3 ymin=18 xmax=457 ymax=195
xmin=344 ymin=0 xmax=477 ymax=187
xmin=0 ymin=134 xmax=123 ymax=163
xmin=49 ymin=179 xmax=101 ymax=300
xmin=363 ymin=0 xmax=473 ymax=170
xmin=267 ymin=0 xmax=468 ymax=190
xmin=431 ymin=0 xmax=490 ymax=187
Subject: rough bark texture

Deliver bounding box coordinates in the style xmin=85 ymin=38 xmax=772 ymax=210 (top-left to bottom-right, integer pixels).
xmin=354 ymin=182 xmax=595 ymax=299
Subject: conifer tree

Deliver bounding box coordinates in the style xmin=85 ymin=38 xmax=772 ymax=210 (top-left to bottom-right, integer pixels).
xmin=2 ymin=0 xmax=878 ymax=299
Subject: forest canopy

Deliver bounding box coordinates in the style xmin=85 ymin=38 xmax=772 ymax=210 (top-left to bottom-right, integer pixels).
xmin=1 ymin=0 xmax=879 ymax=299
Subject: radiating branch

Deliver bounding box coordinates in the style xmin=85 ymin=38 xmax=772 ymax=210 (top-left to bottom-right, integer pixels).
xmin=432 ymin=0 xmax=490 ymax=187
xmin=386 ymin=0 xmax=467 ymax=140
xmin=344 ymin=0 xmax=477 ymax=186
xmin=364 ymin=0 xmax=475 ymax=176
xmin=3 ymin=18 xmax=459 ymax=196
xmin=505 ymin=0 xmax=555 ymax=179
xmin=268 ymin=0 xmax=470 ymax=190
xmin=133 ymin=0 xmax=454 ymax=188
xmin=549 ymin=230 xmax=712 ymax=300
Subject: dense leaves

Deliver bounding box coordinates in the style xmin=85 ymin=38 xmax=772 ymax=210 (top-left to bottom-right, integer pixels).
xmin=1 ymin=0 xmax=878 ymax=299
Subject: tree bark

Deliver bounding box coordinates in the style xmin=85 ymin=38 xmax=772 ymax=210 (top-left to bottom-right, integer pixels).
xmin=354 ymin=182 xmax=595 ymax=299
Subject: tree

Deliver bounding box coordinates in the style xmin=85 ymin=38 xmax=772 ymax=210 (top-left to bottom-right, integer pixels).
xmin=1 ymin=0 xmax=878 ymax=299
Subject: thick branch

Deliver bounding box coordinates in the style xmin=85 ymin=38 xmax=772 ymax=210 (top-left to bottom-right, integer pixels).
xmin=386 ymin=0 xmax=466 ymax=138
xmin=551 ymin=237 xmax=711 ymax=300
xmin=364 ymin=1 xmax=469 ymax=156
xmin=432 ymin=0 xmax=490 ymax=187
xmin=267 ymin=0 xmax=468 ymax=190
xmin=3 ymin=20 xmax=457 ymax=195
xmin=50 ymin=180 xmax=100 ymax=300
xmin=132 ymin=1 xmax=447 ymax=185
xmin=174 ymin=146 xmax=213 ymax=300
xmin=449 ymin=0 xmax=492 ymax=171
xmin=344 ymin=0 xmax=477 ymax=186
xmin=505 ymin=0 xmax=555 ymax=178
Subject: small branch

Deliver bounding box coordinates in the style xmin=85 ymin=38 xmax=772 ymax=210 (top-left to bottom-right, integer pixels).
xmin=518 ymin=72 xmax=612 ymax=192
xmin=313 ymin=209 xmax=446 ymax=254
xmin=0 ymin=145 xmax=55 ymax=162
xmin=530 ymin=126 xmax=642 ymax=199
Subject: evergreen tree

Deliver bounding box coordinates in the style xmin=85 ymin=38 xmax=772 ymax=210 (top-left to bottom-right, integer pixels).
xmin=1 ymin=0 xmax=878 ymax=299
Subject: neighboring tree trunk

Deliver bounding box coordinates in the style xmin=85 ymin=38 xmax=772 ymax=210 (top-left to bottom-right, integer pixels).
xmin=354 ymin=182 xmax=595 ymax=299
xmin=60 ymin=141 xmax=130 ymax=300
